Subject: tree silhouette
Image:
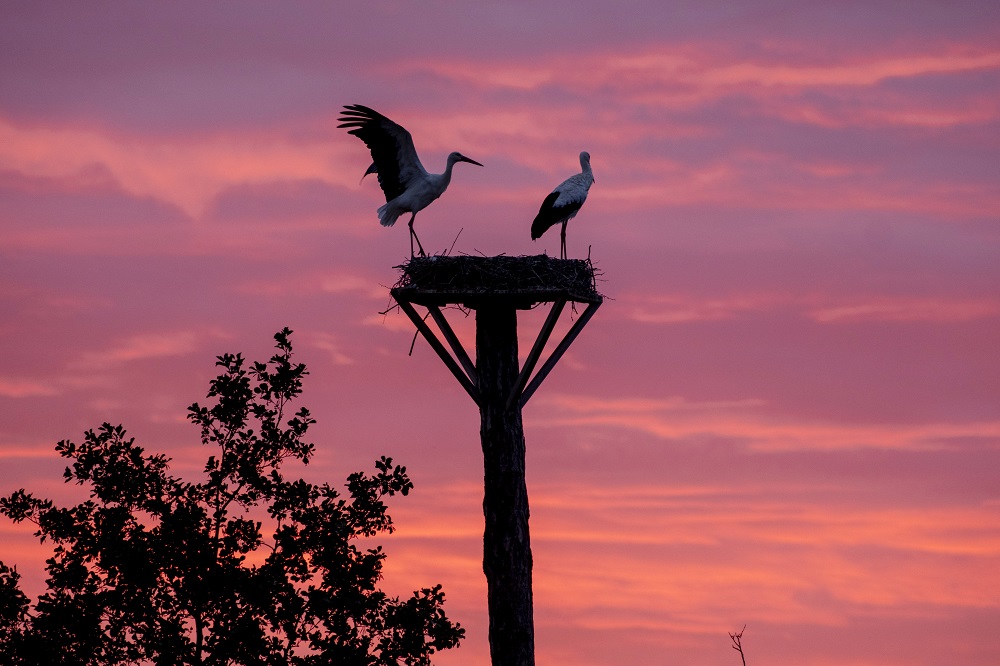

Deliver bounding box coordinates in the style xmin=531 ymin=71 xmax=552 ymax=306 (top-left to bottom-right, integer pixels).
xmin=0 ymin=328 xmax=463 ymax=665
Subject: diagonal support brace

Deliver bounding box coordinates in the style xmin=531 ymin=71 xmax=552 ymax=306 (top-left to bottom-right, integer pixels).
xmin=516 ymin=301 xmax=601 ymax=409
xmin=506 ymin=299 xmax=566 ymax=410
xmin=428 ymin=305 xmax=478 ymax=387
xmin=396 ymin=299 xmax=481 ymax=406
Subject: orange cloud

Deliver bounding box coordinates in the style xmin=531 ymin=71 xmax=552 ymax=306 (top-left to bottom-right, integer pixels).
xmin=0 ymin=377 xmax=58 ymax=398
xmin=623 ymin=292 xmax=1000 ymax=325
xmin=305 ymin=331 xmax=355 ymax=366
xmin=766 ymin=97 xmax=1000 ymax=129
xmin=535 ymin=393 xmax=1000 ymax=451
xmin=361 ymin=312 xmax=420 ymax=334
xmin=0 ymin=442 xmax=61 ymax=460
xmin=0 ymin=119 xmax=356 ymax=217
xmin=231 ymin=269 xmax=386 ymax=300
xmin=809 ymin=298 xmax=1000 ymax=323
xmin=690 ymin=52 xmax=1000 ymax=88
xmin=404 ymin=48 xmax=1000 ymax=96
xmin=72 ymin=329 xmax=229 ymax=369
xmin=627 ymin=293 xmax=785 ymax=323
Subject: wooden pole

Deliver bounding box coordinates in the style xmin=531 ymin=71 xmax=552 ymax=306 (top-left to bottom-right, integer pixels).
xmin=476 ymin=303 xmax=535 ymax=666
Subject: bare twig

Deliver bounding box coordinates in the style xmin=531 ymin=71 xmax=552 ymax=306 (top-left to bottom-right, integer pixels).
xmin=408 ymin=310 xmax=433 ymax=356
xmin=378 ymin=301 xmax=401 ymax=317
xmin=729 ymin=625 xmax=747 ymax=666
xmin=447 ymin=227 xmax=463 ymax=256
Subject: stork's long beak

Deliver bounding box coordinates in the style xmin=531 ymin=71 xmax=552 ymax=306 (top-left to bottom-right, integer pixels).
xmin=461 ymin=156 xmax=484 ymax=167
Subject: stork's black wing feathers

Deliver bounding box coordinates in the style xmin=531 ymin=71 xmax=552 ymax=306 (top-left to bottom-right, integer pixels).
xmin=532 ymin=191 xmax=579 ymax=240
xmin=338 ymin=104 xmax=425 ymax=202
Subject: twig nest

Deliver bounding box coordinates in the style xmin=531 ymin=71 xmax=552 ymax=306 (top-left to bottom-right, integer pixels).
xmin=391 ymin=254 xmax=603 ymax=308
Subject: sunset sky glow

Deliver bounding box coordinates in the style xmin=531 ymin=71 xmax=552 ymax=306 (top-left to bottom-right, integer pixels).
xmin=2 ymin=2 xmax=999 ymax=664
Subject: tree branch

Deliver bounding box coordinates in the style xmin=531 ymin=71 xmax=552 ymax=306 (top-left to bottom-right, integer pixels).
xmin=729 ymin=624 xmax=747 ymax=666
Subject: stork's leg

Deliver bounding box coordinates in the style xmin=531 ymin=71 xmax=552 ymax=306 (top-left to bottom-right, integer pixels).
xmin=408 ymin=214 xmax=426 ymax=257
xmin=560 ymin=221 xmax=568 ymax=259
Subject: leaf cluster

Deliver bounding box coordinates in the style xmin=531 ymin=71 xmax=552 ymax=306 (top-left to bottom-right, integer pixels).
xmin=0 ymin=328 xmax=463 ymax=665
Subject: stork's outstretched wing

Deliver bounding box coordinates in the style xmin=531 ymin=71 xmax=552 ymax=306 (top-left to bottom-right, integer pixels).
xmin=338 ymin=104 xmax=426 ymax=202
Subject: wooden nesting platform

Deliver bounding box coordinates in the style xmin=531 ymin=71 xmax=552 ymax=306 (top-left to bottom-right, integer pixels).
xmin=389 ymin=254 xmax=603 ymax=310
xmin=389 ymin=255 xmax=604 ymax=410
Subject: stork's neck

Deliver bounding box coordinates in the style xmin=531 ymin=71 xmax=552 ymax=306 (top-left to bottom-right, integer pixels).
xmin=441 ymin=153 xmax=462 ymax=184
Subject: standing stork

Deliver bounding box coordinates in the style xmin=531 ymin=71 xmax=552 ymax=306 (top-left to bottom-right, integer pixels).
xmin=530 ymin=151 xmax=594 ymax=259
xmin=338 ymin=104 xmax=483 ymax=257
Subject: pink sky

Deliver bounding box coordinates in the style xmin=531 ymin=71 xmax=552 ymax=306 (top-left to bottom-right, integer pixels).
xmin=2 ymin=2 xmax=999 ymax=663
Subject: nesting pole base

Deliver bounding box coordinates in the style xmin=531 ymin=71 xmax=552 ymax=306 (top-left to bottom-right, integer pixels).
xmin=390 ymin=255 xmax=603 ymax=666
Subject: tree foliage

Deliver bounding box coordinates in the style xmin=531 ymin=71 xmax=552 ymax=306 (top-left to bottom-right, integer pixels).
xmin=0 ymin=328 xmax=463 ymax=665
